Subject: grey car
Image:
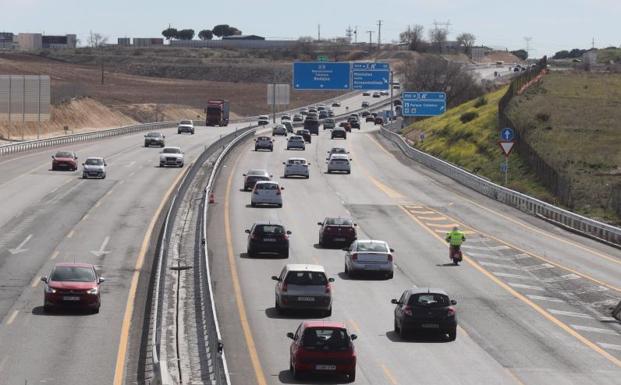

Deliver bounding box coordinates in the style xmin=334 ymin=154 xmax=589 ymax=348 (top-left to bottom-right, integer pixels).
xmin=144 ymin=132 xmax=165 ymax=147
xmin=344 ymin=240 xmax=394 ymax=279
xmin=287 ymin=135 xmax=306 ymax=150
xmin=323 ymin=118 xmax=336 ymax=130
xmin=272 ymin=264 xmax=334 ymax=316
xmin=82 ymin=157 xmax=107 ymax=179
xmin=273 ymin=124 xmax=288 ymax=136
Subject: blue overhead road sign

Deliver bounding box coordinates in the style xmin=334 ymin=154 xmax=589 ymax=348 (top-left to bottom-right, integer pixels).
xmin=352 ymin=62 xmax=390 ymax=90
xmin=293 ymin=62 xmax=351 ymax=90
xmin=501 ymin=127 xmax=515 ymax=141
xmin=402 ymin=92 xmax=447 ymax=117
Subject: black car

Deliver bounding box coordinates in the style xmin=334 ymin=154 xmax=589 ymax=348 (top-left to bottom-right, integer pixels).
xmin=331 ymin=102 xmax=341 ymax=107
xmin=318 ymin=111 xmax=328 ymax=119
xmin=283 ymin=121 xmax=294 ymax=133
xmin=243 ymin=170 xmax=272 ymax=191
xmin=391 ymin=288 xmax=457 ymax=341
xmin=361 ymin=110 xmax=371 ymax=117
xmin=304 ymin=117 xmax=320 ymax=135
xmin=393 ymin=99 xmax=402 ymax=106
xmin=318 ymin=217 xmax=357 ymax=247
xmin=365 ymin=116 xmax=375 ymax=122
xmin=296 ymin=129 xmax=312 ymax=143
xmin=331 ymin=127 xmax=347 ymax=139
xmin=144 ymin=132 xmax=165 ymax=147
xmin=254 ymin=136 xmax=274 ymax=152
xmin=348 ymin=117 xmax=360 ymax=129
xmin=246 ymin=223 xmax=291 ymax=258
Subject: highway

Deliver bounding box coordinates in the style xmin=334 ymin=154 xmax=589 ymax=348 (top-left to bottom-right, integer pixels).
xmin=206 ymin=111 xmax=621 ymax=384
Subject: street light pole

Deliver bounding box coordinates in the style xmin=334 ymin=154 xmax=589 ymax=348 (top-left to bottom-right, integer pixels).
xmin=390 ymin=70 xmax=394 ymax=120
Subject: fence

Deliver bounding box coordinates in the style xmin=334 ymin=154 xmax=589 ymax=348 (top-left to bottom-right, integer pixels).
xmin=379 ymin=126 xmax=621 ymax=246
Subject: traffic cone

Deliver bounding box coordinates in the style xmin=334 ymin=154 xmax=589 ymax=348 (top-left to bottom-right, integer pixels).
xmin=209 ymin=192 xmax=215 ymax=204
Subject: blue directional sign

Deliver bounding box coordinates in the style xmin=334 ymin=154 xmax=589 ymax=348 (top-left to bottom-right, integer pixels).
xmin=293 ymin=62 xmax=351 ymax=90
xmin=402 ymin=92 xmax=447 ymax=117
xmin=352 ymin=62 xmax=390 ymax=90
xmin=501 ymin=127 xmax=515 ymax=141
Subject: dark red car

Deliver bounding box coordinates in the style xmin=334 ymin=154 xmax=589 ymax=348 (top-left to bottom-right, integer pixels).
xmin=318 ymin=217 xmax=357 ymax=247
xmin=51 ymin=151 xmax=78 ymax=171
xmin=41 ymin=262 xmax=104 ymax=313
xmin=374 ymin=116 xmax=384 ymax=125
xmin=288 ymin=321 xmax=357 ymax=382
xmin=339 ymin=121 xmax=351 ymax=132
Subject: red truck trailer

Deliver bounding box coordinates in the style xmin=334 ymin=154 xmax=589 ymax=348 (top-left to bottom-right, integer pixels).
xmin=206 ymin=100 xmax=230 ymax=126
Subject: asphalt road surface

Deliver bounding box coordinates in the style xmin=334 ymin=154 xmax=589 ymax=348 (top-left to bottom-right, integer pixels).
xmin=207 ymin=113 xmax=621 ymax=385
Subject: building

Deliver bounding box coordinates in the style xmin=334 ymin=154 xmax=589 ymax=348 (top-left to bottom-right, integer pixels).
xmin=15 ymin=33 xmax=76 ymax=50
xmin=0 ymin=32 xmax=15 ymax=49
xmin=132 ymin=38 xmax=164 ymax=47
xmin=117 ymin=37 xmax=131 ymax=46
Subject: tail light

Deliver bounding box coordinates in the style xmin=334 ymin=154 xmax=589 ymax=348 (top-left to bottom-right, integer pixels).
xmin=447 ymin=306 xmax=456 ymax=317
xmin=387 ymin=254 xmax=393 ymax=262
xmin=403 ymin=305 xmax=413 ymax=316
xmin=351 ymin=253 xmax=358 ymax=261
xmin=279 ymin=233 xmax=289 ymax=240
xmin=276 ymin=190 xmax=281 ymax=195
xmin=282 ymin=283 xmax=288 ymax=292
xmin=250 ymin=233 xmax=258 ymax=240
xmin=325 ymin=283 xmax=331 ymax=294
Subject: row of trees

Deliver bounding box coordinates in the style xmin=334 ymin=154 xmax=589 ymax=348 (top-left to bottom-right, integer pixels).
xmin=399 ymin=25 xmax=476 ymax=55
xmin=161 ymin=25 xmax=242 ymax=41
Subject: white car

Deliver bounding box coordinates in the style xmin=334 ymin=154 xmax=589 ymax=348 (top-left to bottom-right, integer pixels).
xmin=283 ymin=158 xmax=310 ymax=178
xmin=159 ymin=147 xmax=184 ymax=168
xmin=281 ymin=115 xmax=291 ymax=122
xmin=251 ymin=181 xmax=284 ymax=207
xmin=344 ymin=240 xmax=394 ymax=279
xmin=327 ymin=154 xmax=351 ymax=174
xmin=258 ymin=115 xmax=270 ymax=125
xmin=177 ymin=120 xmax=194 ymax=134
xmin=82 ymin=157 xmax=107 ymax=179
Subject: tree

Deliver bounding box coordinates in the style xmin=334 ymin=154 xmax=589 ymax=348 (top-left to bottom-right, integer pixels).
xmin=87 ymin=31 xmax=108 ymax=48
xmin=212 ymin=24 xmax=230 ymax=38
xmin=162 ymin=27 xmax=178 ymax=40
xmin=198 ymin=29 xmax=214 ymax=40
xmin=456 ymin=32 xmax=476 ymax=55
xmin=402 ymin=55 xmax=484 ymax=108
xmin=511 ymin=49 xmax=528 ymax=60
xmin=225 ymin=27 xmax=242 ymax=36
xmin=399 ymin=25 xmax=426 ymax=51
xmin=176 ymin=29 xmax=195 ymax=40
xmin=429 ymin=27 xmax=448 ymax=53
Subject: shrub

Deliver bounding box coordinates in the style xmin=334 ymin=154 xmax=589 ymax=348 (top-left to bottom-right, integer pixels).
xmin=474 ymin=96 xmax=487 ymax=108
xmin=536 ymin=112 xmax=550 ymax=122
xmin=460 ymin=111 xmax=478 ymax=123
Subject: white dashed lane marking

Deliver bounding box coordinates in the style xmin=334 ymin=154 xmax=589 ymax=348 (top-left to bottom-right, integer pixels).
xmin=571 ymin=325 xmax=619 ymax=336
xmin=507 ymin=282 xmax=546 ymax=291
xmin=547 ymin=309 xmax=594 ymax=319
xmin=526 ymin=295 xmax=566 ymax=303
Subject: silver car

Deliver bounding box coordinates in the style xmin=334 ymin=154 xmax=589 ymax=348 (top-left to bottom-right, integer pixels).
xmin=283 ymin=157 xmax=310 ymax=178
xmin=327 ymin=154 xmax=351 ymax=174
xmin=344 ymin=240 xmax=394 ymax=279
xmin=251 ymin=181 xmax=283 ymax=207
xmin=272 ymin=264 xmax=334 ymax=316
xmin=273 ymin=124 xmax=287 ymax=136
xmin=82 ymin=157 xmax=107 ymax=179
xmin=286 ymin=135 xmax=306 ymax=150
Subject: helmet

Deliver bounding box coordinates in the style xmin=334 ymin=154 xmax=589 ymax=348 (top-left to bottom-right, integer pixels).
xmin=452 ymin=226 xmax=459 ymax=232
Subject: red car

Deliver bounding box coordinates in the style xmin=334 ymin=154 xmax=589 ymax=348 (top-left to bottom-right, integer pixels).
xmin=317 ymin=217 xmax=357 ymax=247
xmin=41 ymin=262 xmax=104 ymax=313
xmin=374 ymin=116 xmax=384 ymax=125
xmin=288 ymin=321 xmax=357 ymax=382
xmin=51 ymin=151 xmax=78 ymax=171
xmin=339 ymin=121 xmax=351 ymax=132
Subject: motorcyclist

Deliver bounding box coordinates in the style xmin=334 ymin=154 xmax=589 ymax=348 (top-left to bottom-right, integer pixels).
xmin=445 ymin=226 xmax=465 ymax=260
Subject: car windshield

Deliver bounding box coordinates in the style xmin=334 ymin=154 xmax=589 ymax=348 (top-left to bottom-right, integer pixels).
xmin=256 ymin=183 xmax=279 ymax=190
xmin=290 ymin=136 xmax=303 ymax=141
xmin=163 ymin=148 xmax=181 ymax=154
xmin=255 ymin=225 xmax=284 ymax=235
xmin=302 ymin=328 xmax=350 ymax=351
xmin=285 ymin=271 xmax=327 ymax=285
xmin=326 ymin=218 xmax=353 ymax=226
xmin=330 ymin=148 xmax=346 ymax=154
xmin=247 ymin=176 xmax=269 ymax=183
xmin=325 ymin=119 xmax=334 ymax=123
xmin=259 ymin=116 xmax=268 ymax=120
xmin=85 ymin=158 xmax=103 ymax=165
xmin=247 ymin=169 xmax=268 ymax=176
xmin=355 ymin=242 xmax=388 ymax=252
xmin=287 ymin=159 xmax=306 ymax=165
xmin=409 ymin=293 xmax=450 ymax=308
xmin=257 ymin=137 xmax=270 ymax=141
xmin=55 ymin=151 xmax=74 ymax=158
xmin=50 ymin=266 xmax=96 ymax=282
xmin=146 ymin=132 xmax=161 ymax=137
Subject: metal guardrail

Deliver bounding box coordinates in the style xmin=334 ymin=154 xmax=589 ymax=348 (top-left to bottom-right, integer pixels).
xmin=379 ymin=126 xmax=621 ymax=246
xmin=150 ymin=125 xmax=256 ymax=385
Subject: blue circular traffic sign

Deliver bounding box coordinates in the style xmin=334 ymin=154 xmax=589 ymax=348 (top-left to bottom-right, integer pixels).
xmin=501 ymin=127 xmax=515 ymax=141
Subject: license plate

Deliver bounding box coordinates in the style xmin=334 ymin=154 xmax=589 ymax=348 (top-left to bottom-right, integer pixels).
xmin=315 ymin=365 xmax=336 ymax=371
xmin=364 ymin=265 xmax=375 ymax=270
xmin=421 ymin=323 xmax=439 ymax=329
xmin=63 ymin=296 xmax=80 ymax=301
xmin=298 ymin=297 xmax=315 ymax=302
xmin=263 ymin=238 xmax=276 ymax=242
xmin=334 ymin=238 xmax=346 ymax=241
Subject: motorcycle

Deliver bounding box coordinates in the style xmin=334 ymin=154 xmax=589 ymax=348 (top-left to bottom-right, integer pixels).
xmin=449 ymin=245 xmax=463 ymax=265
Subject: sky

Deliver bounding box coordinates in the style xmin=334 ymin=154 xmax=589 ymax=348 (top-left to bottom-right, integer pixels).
xmin=1 ymin=0 xmax=619 ymax=58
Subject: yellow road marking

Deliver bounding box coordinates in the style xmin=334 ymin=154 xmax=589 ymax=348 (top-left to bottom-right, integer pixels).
xmin=347 ymin=319 xmax=361 ymax=334
xmin=400 ymin=205 xmax=621 ymax=368
xmin=95 ymin=200 xmax=102 ymax=208
xmin=81 ymin=213 xmax=89 ymax=222
xmin=426 ymin=222 xmax=460 ymax=228
xmin=113 ymin=166 xmax=190 ymax=385
xmin=505 ymin=368 xmax=527 ymax=385
xmin=407 ymin=210 xmax=435 ymax=215
xmin=50 ymin=250 xmax=59 ymax=260
xmin=66 ymin=230 xmax=75 ymax=239
xmin=418 ymin=216 xmax=447 ymax=221
xmin=5 ymin=310 xmax=18 ymax=325
xmin=349 ymin=143 xmax=404 ymax=200
xmin=31 ymin=275 xmax=41 ymax=288
xmin=381 ymin=363 xmax=399 ymax=385
xmin=224 ymin=150 xmax=268 ymax=385
xmin=367 ymin=134 xmax=395 ymax=158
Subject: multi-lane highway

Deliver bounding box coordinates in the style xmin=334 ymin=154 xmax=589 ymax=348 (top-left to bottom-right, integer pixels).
xmin=207 ymin=107 xmax=621 ymax=384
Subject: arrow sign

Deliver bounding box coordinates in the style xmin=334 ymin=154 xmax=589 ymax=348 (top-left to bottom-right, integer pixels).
xmin=499 ymin=141 xmax=515 ymax=156
xmin=501 ymin=127 xmax=515 ymax=141
xmin=90 ymin=236 xmax=110 ymax=258
xmin=9 ymin=234 xmax=32 ymax=255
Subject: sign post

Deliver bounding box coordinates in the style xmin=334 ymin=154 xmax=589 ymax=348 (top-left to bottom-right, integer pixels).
xmin=267 ymin=84 xmax=290 ymax=123
xmin=498 ymin=129 xmax=516 ymax=186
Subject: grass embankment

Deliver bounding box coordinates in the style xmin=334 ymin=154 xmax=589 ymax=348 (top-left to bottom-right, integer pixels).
xmin=402 ymin=87 xmax=555 ymax=201
xmin=506 ymin=72 xmax=621 ymax=223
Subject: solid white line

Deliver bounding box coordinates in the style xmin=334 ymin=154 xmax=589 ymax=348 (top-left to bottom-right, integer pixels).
xmin=479 ymin=261 xmax=523 ymax=270
xmin=544 ymin=274 xmax=581 ymax=283
xmin=547 ymin=309 xmax=594 ymax=319
xmin=526 ymin=295 xmax=565 ymax=303
xmin=598 ymin=342 xmax=621 ymax=351
xmin=571 ymin=325 xmax=619 ymax=336
xmin=31 ymin=275 xmax=40 ymax=287
xmin=507 ymin=282 xmax=546 ymax=291
xmin=124 ymin=161 xmax=136 ymax=168
xmin=523 ymin=263 xmax=555 ymax=271
xmin=5 ymin=310 xmax=18 ymax=325
xmin=0 ymin=356 xmax=7 ymax=373
xmin=493 ymin=272 xmax=533 ymax=279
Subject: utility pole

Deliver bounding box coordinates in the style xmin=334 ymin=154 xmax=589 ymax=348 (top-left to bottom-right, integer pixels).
xmin=377 ymin=20 xmax=382 ymax=49
xmin=366 ymin=30 xmax=374 ymax=46
xmin=354 ymin=26 xmax=358 ymax=43
xmin=346 ymin=26 xmax=353 ymax=43
xmin=317 ymin=24 xmax=321 ymax=41
xmin=592 ymin=37 xmax=595 ymax=49
xmin=524 ymin=37 xmax=532 ymax=58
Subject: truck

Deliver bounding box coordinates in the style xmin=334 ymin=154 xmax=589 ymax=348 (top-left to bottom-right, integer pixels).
xmin=205 ymin=100 xmax=230 ymax=126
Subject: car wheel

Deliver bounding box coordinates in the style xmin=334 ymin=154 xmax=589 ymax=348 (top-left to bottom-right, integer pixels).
xmin=346 ymin=171 xmax=351 ymax=174
xmin=348 ymin=370 xmax=356 ymax=382
xmin=43 ymin=304 xmax=52 ymax=313
xmin=82 ymin=174 xmax=87 ymax=179
xmin=386 ymin=271 xmax=394 ymax=279
xmin=394 ymin=318 xmax=400 ymax=334
xmin=282 ymin=250 xmax=289 ymax=258
xmin=292 ymin=364 xmax=302 ymax=380
xmin=177 ymin=131 xmax=181 ymax=134
xmin=277 ymin=203 xmax=283 ymax=208
xmin=247 ymin=249 xmax=254 ymax=258
xmin=251 ymin=202 xmax=256 ymax=207
xmin=325 ymin=306 xmax=332 ymax=317
xmin=102 ymin=174 xmax=106 ymax=179
xmin=305 ymin=175 xmax=309 ymax=179
xmin=344 ymin=263 xmax=349 ymax=275
xmin=447 ymin=328 xmax=457 ymax=341
xmin=275 ymin=298 xmax=281 ymax=313
xmin=399 ymin=324 xmax=407 ymax=339
xmin=179 ymin=163 xmax=184 ymax=168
